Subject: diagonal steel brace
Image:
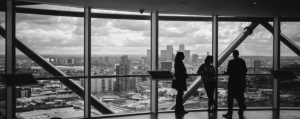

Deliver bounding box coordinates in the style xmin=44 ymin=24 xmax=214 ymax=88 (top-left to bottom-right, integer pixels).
xmin=260 ymin=22 xmax=300 ymax=57
xmin=0 ymin=26 xmax=114 ymax=114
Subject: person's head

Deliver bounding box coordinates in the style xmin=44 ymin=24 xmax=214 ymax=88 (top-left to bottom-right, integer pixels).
xmin=205 ymin=55 xmax=213 ymax=64
xmin=175 ymin=52 xmax=185 ymax=61
xmin=232 ymin=50 xmax=239 ymax=58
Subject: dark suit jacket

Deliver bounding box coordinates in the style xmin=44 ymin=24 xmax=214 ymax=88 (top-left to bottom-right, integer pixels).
xmin=226 ymin=57 xmax=247 ymax=88
xmin=172 ymin=61 xmax=188 ymax=91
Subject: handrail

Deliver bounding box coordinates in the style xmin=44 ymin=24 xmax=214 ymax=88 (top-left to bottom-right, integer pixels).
xmin=34 ymin=73 xmax=273 ymax=80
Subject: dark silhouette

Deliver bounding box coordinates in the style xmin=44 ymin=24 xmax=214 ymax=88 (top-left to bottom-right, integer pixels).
xmin=197 ymin=55 xmax=217 ymax=112
xmin=208 ymin=111 xmax=217 ymax=119
xmin=223 ymin=50 xmax=247 ymax=119
xmin=172 ymin=52 xmax=188 ymax=115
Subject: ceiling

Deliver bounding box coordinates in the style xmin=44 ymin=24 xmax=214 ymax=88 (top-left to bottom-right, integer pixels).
xmin=19 ymin=0 xmax=299 ymax=17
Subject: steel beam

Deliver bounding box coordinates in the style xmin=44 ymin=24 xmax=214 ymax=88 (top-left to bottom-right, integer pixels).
xmin=84 ymin=6 xmax=91 ymax=118
xmin=218 ymin=22 xmax=259 ymax=66
xmin=260 ymin=22 xmax=300 ymax=57
xmin=0 ymin=26 xmax=114 ymax=114
xmin=1 ymin=7 xmax=300 ymax=22
xmin=150 ymin=11 xmax=159 ymax=118
xmin=168 ymin=22 xmax=259 ymax=110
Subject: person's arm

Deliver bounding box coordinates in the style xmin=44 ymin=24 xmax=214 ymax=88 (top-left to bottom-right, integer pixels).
xmin=242 ymin=60 xmax=247 ymax=74
xmin=224 ymin=61 xmax=231 ymax=75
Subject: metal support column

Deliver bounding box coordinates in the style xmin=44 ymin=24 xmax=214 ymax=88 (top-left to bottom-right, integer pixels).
xmin=212 ymin=15 xmax=218 ymax=110
xmin=150 ymin=11 xmax=159 ymax=118
xmin=84 ymin=6 xmax=91 ymax=118
xmin=5 ymin=0 xmax=16 ymax=118
xmin=273 ymin=16 xmax=280 ymax=119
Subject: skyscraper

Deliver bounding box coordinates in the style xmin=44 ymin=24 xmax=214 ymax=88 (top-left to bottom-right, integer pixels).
xmin=115 ymin=55 xmax=131 ymax=92
xmin=147 ymin=49 xmax=151 ymax=65
xmin=161 ymin=61 xmax=173 ymax=71
xmin=192 ymin=54 xmax=199 ymax=65
xmin=179 ymin=44 xmax=185 ymax=52
xmin=166 ymin=45 xmax=174 ymax=61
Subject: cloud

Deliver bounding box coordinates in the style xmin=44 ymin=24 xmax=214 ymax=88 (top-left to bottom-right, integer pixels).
xmin=1 ymin=7 xmax=300 ymax=56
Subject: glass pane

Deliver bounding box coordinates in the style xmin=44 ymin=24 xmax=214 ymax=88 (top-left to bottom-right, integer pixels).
xmin=218 ymin=22 xmax=273 ymax=109
xmin=218 ymin=75 xmax=273 ymax=108
xmin=280 ymin=22 xmax=300 ymax=107
xmin=16 ymin=12 xmax=84 ymax=78
xmin=91 ymin=77 xmax=150 ymax=116
xmin=158 ymin=21 xmax=212 ymax=111
xmin=0 ymin=11 xmax=6 ymax=119
xmin=91 ymin=16 xmax=151 ymax=116
xmin=16 ymin=79 xmax=84 ymax=119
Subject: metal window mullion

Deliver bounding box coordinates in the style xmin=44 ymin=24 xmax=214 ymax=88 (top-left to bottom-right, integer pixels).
xmin=84 ymin=6 xmax=91 ymax=118
xmin=150 ymin=11 xmax=159 ymax=118
xmin=212 ymin=15 xmax=218 ymax=109
xmin=6 ymin=0 xmax=16 ymax=119
xmin=273 ymin=16 xmax=280 ymax=119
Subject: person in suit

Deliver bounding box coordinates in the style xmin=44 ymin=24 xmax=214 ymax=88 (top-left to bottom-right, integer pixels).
xmin=197 ymin=55 xmax=217 ymax=112
xmin=172 ymin=52 xmax=188 ymax=115
xmin=223 ymin=50 xmax=247 ymax=119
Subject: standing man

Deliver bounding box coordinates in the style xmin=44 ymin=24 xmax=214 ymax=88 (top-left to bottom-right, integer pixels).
xmin=223 ymin=50 xmax=247 ymax=119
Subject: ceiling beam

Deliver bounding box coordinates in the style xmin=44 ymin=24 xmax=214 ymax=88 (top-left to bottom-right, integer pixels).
xmin=1 ymin=7 xmax=300 ymax=22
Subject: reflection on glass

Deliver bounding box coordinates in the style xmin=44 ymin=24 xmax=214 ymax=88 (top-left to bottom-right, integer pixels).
xmin=16 ymin=79 xmax=84 ymax=119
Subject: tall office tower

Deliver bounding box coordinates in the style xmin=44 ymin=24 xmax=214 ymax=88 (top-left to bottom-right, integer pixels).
xmin=147 ymin=49 xmax=151 ymax=65
xmin=207 ymin=51 xmax=210 ymax=56
xmin=160 ymin=50 xmax=167 ymax=61
xmin=254 ymin=60 xmax=261 ymax=74
xmin=66 ymin=58 xmax=75 ymax=65
xmin=91 ymin=78 xmax=114 ymax=93
xmin=104 ymin=56 xmax=109 ymax=66
xmin=192 ymin=54 xmax=199 ymax=65
xmin=161 ymin=61 xmax=173 ymax=71
xmin=184 ymin=50 xmax=190 ymax=63
xmin=115 ymin=55 xmax=131 ymax=92
xmin=179 ymin=44 xmax=185 ymax=52
xmin=166 ymin=45 xmax=174 ymax=61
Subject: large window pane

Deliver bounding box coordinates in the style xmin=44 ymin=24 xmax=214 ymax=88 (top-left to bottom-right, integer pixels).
xmin=15 ymin=12 xmax=84 ymax=77
xmin=218 ymin=22 xmax=273 ymax=108
xmin=280 ymin=22 xmax=300 ymax=107
xmin=14 ymin=4 xmax=85 ymax=118
xmin=158 ymin=21 xmax=212 ymax=110
xmin=91 ymin=14 xmax=151 ymax=116
xmin=0 ymin=11 xmax=6 ymax=119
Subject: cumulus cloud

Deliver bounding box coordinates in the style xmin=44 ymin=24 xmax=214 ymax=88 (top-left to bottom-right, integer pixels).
xmin=1 ymin=6 xmax=300 ymax=56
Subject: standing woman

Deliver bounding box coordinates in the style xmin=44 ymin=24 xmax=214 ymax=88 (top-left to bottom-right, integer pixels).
xmin=172 ymin=52 xmax=188 ymax=115
xmin=197 ymin=55 xmax=217 ymax=112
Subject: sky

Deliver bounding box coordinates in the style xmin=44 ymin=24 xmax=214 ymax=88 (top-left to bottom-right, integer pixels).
xmin=0 ymin=4 xmax=300 ymax=56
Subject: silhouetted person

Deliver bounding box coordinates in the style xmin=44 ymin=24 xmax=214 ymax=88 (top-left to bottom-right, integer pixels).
xmin=223 ymin=50 xmax=247 ymax=119
xmin=172 ymin=52 xmax=188 ymax=115
xmin=197 ymin=55 xmax=217 ymax=112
